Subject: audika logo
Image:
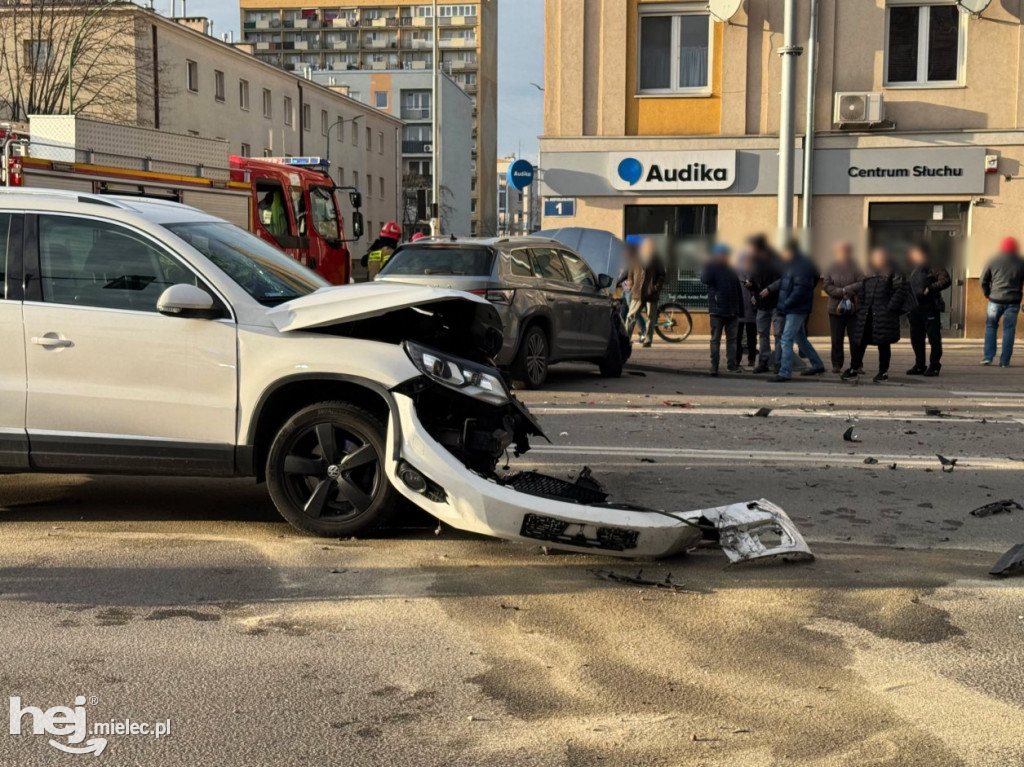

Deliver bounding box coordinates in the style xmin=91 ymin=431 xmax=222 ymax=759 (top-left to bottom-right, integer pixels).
xmin=9 ymin=695 xmax=172 ymax=756
xmin=617 ymin=158 xmax=644 ymax=186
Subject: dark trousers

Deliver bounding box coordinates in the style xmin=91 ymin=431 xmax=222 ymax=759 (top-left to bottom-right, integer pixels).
xmin=709 ymin=315 xmax=739 ymax=372
xmin=909 ymin=307 xmax=943 ymax=368
xmin=734 ymin=321 xmax=757 ymax=366
xmin=828 ymin=314 xmax=856 ymax=371
xmin=850 ymin=314 xmax=891 ymax=373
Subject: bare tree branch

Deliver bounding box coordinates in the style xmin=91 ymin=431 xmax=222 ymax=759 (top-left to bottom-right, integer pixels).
xmin=0 ymin=2 xmax=170 ymax=124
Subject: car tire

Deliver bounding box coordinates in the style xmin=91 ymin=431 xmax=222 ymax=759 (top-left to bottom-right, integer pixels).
xmin=266 ymin=401 xmax=400 ymax=537
xmin=599 ymin=329 xmax=624 ymax=378
xmin=513 ymin=325 xmax=550 ymax=389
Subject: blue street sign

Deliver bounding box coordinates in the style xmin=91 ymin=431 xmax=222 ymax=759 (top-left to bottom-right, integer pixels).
xmin=507 ymin=159 xmax=535 ymax=191
xmin=543 ymin=198 xmax=576 ymax=217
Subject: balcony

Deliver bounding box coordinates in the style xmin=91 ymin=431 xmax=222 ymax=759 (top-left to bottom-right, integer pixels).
xmin=401 ymin=107 xmax=431 ymax=120
xmin=403 ymin=140 xmax=432 ymax=154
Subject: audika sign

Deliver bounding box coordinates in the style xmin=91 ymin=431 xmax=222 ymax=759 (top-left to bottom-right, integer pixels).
xmin=609 ymin=151 xmax=737 ymax=192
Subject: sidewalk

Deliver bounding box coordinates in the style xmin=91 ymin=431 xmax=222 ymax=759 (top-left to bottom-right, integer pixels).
xmin=626 ymin=336 xmax=1022 ymax=389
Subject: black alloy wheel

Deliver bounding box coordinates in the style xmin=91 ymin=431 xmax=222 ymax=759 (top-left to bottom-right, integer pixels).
xmin=514 ymin=325 xmax=550 ymax=389
xmin=267 ymin=402 xmax=399 ymax=536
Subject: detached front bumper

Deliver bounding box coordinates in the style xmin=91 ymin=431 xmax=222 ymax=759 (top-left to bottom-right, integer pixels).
xmin=385 ymin=393 xmax=813 ymax=562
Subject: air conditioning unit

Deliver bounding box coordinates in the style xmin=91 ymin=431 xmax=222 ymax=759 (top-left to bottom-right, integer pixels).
xmin=833 ymin=92 xmax=885 ymax=126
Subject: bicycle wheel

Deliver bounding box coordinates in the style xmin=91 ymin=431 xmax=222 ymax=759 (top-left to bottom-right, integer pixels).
xmin=654 ymin=304 xmax=692 ymax=343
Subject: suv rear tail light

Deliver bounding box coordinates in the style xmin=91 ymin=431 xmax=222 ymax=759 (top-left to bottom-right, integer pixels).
xmin=477 ymin=289 xmax=514 ymax=305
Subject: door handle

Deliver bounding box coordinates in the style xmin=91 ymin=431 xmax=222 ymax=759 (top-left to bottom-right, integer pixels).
xmin=31 ymin=334 xmax=73 ymax=349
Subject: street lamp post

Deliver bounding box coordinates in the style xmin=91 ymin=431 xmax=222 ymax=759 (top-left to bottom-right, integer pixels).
xmin=67 ymin=0 xmax=123 ymax=115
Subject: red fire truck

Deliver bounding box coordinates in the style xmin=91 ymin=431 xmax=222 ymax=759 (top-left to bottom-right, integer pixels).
xmin=2 ymin=134 xmax=363 ymax=285
xmin=230 ymin=156 xmax=363 ymax=285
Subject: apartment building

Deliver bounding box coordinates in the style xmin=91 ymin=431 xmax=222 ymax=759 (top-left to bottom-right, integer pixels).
xmin=310 ymin=67 xmax=474 ymax=236
xmin=0 ymin=6 xmax=403 ymax=236
xmin=541 ymin=0 xmax=1024 ymax=337
xmin=238 ymin=0 xmax=497 ymax=235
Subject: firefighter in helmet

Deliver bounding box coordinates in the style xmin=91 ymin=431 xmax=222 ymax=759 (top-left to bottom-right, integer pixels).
xmin=362 ymin=221 xmax=402 ymax=279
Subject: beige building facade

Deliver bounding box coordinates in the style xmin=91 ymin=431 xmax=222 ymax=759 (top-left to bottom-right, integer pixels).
xmin=541 ymin=0 xmax=1024 ymax=337
xmin=237 ymin=0 xmax=497 ymax=235
xmin=0 ymin=7 xmax=403 ymax=237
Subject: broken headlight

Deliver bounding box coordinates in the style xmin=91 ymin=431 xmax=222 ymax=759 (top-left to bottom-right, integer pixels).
xmin=404 ymin=340 xmax=510 ymax=406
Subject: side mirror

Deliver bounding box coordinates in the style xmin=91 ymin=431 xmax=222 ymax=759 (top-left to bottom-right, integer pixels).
xmin=349 ymin=191 xmax=363 ymax=209
xmin=597 ymin=273 xmax=613 ymax=289
xmin=157 ymin=284 xmax=220 ymax=319
xmin=351 ymin=210 xmax=364 ymax=239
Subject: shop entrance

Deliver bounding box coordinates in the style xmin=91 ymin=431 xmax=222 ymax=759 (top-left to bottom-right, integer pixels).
xmin=868 ymin=202 xmax=968 ymax=337
xmin=624 ymin=204 xmax=718 ymax=311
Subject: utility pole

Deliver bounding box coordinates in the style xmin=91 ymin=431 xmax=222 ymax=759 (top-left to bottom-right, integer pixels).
xmin=776 ymin=0 xmax=803 ymax=243
xmin=800 ymin=0 xmax=820 ymax=243
xmin=430 ymin=0 xmax=441 ymax=236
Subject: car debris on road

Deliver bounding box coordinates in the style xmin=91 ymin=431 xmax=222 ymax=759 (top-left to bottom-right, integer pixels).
xmin=989 ymin=544 xmax=1024 ymax=577
xmin=591 ymin=569 xmax=690 ymax=593
xmin=969 ymin=499 xmax=1023 ymax=518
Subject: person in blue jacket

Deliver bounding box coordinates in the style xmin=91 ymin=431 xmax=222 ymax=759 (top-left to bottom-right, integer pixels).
xmin=770 ymin=240 xmax=826 ymax=383
xmin=700 ymin=242 xmax=744 ymax=376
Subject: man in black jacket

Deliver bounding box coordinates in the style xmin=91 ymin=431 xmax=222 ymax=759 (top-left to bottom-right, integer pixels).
xmin=906 ymin=242 xmax=951 ymax=377
xmin=743 ymin=235 xmax=782 ymax=374
xmin=981 ymin=237 xmax=1024 ymax=367
xmin=701 ymin=243 xmax=744 ymax=376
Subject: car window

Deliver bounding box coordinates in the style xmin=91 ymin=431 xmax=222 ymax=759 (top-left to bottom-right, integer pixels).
xmin=256 ymin=179 xmax=293 ymax=245
xmin=559 ymin=249 xmax=597 ymax=288
xmin=310 ymin=185 xmax=340 ymax=241
xmin=0 ymin=213 xmax=11 ymax=299
xmin=509 ymin=248 xmax=533 ymax=277
xmin=38 ymin=215 xmax=195 ymax=312
xmin=530 ymin=248 xmax=569 ymax=282
xmin=165 ymin=221 xmax=326 ymax=305
xmin=380 ymin=246 xmax=495 ymax=277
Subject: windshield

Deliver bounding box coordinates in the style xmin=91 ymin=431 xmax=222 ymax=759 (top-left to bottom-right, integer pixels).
xmin=164 ymin=221 xmax=328 ymax=305
xmin=311 ymin=185 xmax=341 ymax=241
xmin=381 ymin=245 xmax=495 ymax=277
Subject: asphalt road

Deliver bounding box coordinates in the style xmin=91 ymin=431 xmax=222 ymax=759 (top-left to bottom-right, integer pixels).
xmin=1 ymin=338 xmax=1022 ymax=766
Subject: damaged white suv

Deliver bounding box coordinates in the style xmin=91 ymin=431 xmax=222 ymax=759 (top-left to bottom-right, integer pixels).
xmin=0 ymin=191 xmax=811 ymax=562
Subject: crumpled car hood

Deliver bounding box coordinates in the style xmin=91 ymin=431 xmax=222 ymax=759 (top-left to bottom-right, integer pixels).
xmin=266 ymin=282 xmax=491 ymax=333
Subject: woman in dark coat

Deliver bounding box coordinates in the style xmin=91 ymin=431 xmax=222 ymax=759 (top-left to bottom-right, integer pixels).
xmin=843 ymin=247 xmax=910 ymax=383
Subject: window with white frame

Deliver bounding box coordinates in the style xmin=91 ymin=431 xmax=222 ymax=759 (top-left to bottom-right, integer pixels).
xmin=214 ymin=70 xmax=225 ymax=102
xmin=321 ymin=109 xmax=329 ymax=135
xmin=302 ymin=102 xmax=311 ymax=132
xmin=885 ymin=3 xmax=964 ymax=86
xmin=262 ymin=88 xmax=272 ymax=119
xmin=284 ymin=96 xmax=293 ymax=126
xmin=186 ymin=60 xmax=199 ymax=93
xmin=374 ymin=90 xmax=388 ymax=109
xmin=239 ymin=79 xmax=250 ymax=111
xmin=637 ymin=4 xmax=711 ymax=95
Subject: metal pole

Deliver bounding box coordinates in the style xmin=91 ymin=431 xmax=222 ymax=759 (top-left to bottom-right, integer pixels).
xmin=430 ymin=0 xmax=441 ymax=235
xmin=776 ymin=0 xmax=802 ymax=242
xmin=68 ymin=0 xmax=121 ymax=115
xmin=800 ymin=0 xmax=820 ymax=242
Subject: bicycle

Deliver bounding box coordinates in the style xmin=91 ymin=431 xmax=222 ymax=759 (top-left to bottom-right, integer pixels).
xmin=626 ymin=301 xmax=693 ymax=344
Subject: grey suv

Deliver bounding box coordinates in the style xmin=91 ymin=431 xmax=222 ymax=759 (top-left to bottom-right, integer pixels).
xmin=376 ymin=236 xmax=630 ymax=388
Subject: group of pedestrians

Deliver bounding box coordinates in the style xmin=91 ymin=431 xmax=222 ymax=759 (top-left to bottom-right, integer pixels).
xmin=696 ymin=234 xmax=1024 ymax=382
